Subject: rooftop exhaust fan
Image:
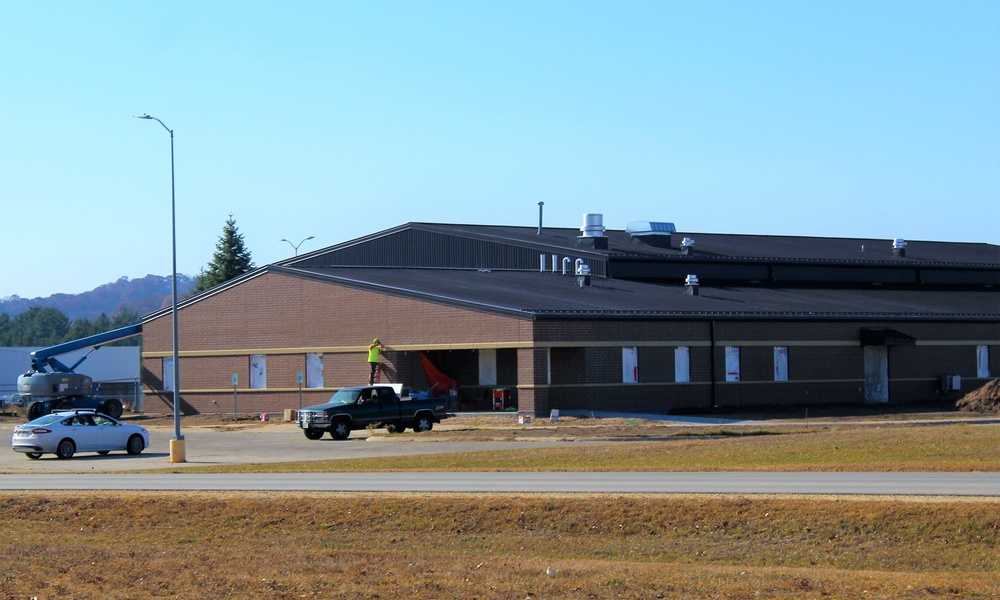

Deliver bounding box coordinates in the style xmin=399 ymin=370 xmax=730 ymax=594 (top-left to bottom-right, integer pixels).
xmin=685 ymin=274 xmax=700 ymax=296
xmin=577 ymin=213 xmax=608 ymax=249
xmin=892 ymin=238 xmax=907 ymax=258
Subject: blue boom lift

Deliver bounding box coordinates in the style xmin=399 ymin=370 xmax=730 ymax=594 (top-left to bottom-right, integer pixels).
xmin=17 ymin=323 xmax=142 ymax=420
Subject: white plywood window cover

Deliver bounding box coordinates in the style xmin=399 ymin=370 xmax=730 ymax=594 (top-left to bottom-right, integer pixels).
xmin=622 ymin=347 xmax=638 ymax=383
xmin=162 ymin=357 xmax=174 ymax=391
xmin=479 ymin=348 xmax=498 ymax=386
xmin=774 ymin=346 xmax=788 ymax=381
xmin=250 ymin=354 xmax=267 ymax=389
xmin=306 ymin=353 xmax=324 ymax=388
xmin=977 ymin=346 xmax=991 ymax=378
xmin=725 ymin=346 xmax=740 ymax=382
xmin=864 ymin=346 xmax=889 ymax=403
xmin=674 ymin=347 xmax=690 ymax=383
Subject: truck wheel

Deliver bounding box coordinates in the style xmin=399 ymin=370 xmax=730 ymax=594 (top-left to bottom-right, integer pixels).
xmin=413 ymin=413 xmax=434 ymax=433
xmin=330 ymin=419 xmax=351 ymax=440
xmin=27 ymin=402 xmax=44 ymax=420
xmin=102 ymin=399 xmax=124 ymax=419
xmin=303 ymin=429 xmax=324 ymax=440
xmin=56 ymin=439 xmax=76 ymax=459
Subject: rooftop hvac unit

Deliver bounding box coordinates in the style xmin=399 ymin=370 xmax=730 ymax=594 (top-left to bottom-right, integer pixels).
xmin=941 ymin=375 xmax=961 ymax=391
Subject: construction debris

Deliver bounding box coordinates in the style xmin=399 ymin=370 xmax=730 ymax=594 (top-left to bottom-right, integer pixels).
xmin=956 ymin=379 xmax=1000 ymax=414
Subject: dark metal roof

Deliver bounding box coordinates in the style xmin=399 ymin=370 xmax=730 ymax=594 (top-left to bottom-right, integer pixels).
xmin=280 ymin=222 xmax=1000 ymax=289
xmin=405 ymin=223 xmax=1000 ymax=265
xmin=270 ymin=265 xmax=1000 ymax=322
xmin=144 ymin=223 xmax=999 ymax=323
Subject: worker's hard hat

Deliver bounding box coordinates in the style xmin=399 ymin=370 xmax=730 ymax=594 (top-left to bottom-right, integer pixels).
xmin=373 ymin=338 xmax=379 ymax=343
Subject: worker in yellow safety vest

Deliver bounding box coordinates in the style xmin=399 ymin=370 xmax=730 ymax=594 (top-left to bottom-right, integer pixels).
xmin=368 ymin=338 xmax=385 ymax=384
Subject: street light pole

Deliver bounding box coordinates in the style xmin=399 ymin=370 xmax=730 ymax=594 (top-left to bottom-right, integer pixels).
xmin=280 ymin=235 xmax=315 ymax=256
xmin=134 ymin=113 xmax=185 ymax=463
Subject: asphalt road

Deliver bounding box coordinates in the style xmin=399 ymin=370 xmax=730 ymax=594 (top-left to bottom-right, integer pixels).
xmin=1 ymin=471 xmax=998 ymax=495
xmin=0 ymin=422 xmax=587 ymax=472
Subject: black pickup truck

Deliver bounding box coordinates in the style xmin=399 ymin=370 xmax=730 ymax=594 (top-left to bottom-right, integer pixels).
xmin=297 ymin=385 xmax=453 ymax=440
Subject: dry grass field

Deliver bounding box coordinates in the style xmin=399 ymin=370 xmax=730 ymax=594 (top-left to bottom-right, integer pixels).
xmin=1 ymin=492 xmax=998 ymax=599
xmin=2 ymin=408 xmax=999 ymax=598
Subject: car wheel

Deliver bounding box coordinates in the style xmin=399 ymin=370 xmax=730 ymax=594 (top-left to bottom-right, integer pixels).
xmin=97 ymin=450 xmax=110 ymax=455
xmin=330 ymin=419 xmax=351 ymax=440
xmin=303 ymin=429 xmax=324 ymax=440
xmin=102 ymin=399 xmax=124 ymax=419
xmin=413 ymin=413 xmax=434 ymax=432
xmin=126 ymin=435 xmax=145 ymax=455
xmin=26 ymin=452 xmax=42 ymax=460
xmin=56 ymin=439 xmax=76 ymax=459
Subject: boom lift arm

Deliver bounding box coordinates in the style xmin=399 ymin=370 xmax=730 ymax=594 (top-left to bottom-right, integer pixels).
xmin=26 ymin=323 xmax=143 ymax=374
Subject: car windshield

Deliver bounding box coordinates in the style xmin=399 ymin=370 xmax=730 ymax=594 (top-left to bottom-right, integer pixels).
xmin=25 ymin=414 xmax=64 ymax=426
xmin=328 ymin=389 xmax=362 ymax=406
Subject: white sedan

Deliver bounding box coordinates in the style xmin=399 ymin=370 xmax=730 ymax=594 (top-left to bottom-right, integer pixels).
xmin=11 ymin=409 xmax=149 ymax=460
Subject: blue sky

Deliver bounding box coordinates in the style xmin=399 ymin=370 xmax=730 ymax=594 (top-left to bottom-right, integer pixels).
xmin=1 ymin=0 xmax=997 ymax=300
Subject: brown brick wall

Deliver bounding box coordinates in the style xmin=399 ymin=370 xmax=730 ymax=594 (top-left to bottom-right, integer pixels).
xmin=141 ymin=273 xmax=999 ymax=415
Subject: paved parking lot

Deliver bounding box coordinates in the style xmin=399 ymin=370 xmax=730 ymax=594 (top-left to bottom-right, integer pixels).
xmin=0 ymin=420 xmax=588 ymax=473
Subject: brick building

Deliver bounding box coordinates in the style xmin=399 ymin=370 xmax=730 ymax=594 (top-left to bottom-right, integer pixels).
xmin=140 ymin=219 xmax=1000 ymax=416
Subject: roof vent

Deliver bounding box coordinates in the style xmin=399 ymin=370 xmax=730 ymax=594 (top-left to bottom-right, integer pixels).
xmin=626 ymin=221 xmax=675 ymax=248
xmin=685 ymin=274 xmax=700 ymax=296
xmin=892 ymin=238 xmax=907 ymax=258
xmin=576 ymin=213 xmax=608 ymax=249
xmin=680 ymin=237 xmax=695 ymax=255
xmin=577 ymin=263 xmax=592 ymax=288
xmin=580 ymin=213 xmax=605 ymax=237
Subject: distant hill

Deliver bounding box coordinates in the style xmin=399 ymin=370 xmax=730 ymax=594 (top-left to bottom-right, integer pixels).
xmin=0 ymin=274 xmax=195 ymax=321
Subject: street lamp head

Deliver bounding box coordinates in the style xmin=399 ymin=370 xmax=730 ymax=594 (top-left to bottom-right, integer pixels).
xmin=134 ymin=113 xmax=171 ymax=133
xmin=281 ymin=236 xmax=315 ymax=256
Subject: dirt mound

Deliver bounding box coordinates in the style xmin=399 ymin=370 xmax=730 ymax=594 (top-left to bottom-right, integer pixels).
xmin=956 ymin=379 xmax=1000 ymax=413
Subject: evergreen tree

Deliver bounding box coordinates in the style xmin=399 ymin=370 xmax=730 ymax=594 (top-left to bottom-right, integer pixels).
xmin=65 ymin=317 xmax=98 ymax=342
xmin=0 ymin=308 xmax=142 ymax=347
xmin=109 ymin=309 xmax=141 ymax=346
xmin=190 ymin=214 xmax=256 ymax=295
xmin=0 ymin=313 xmax=11 ymax=346
xmin=5 ymin=306 xmax=70 ymax=346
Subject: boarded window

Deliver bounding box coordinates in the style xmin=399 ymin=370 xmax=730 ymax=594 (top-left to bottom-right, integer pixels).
xmin=622 ymin=347 xmax=638 ymax=383
xmin=774 ymin=346 xmax=788 ymax=381
xmin=864 ymin=346 xmax=889 ymax=403
xmin=725 ymin=346 xmax=740 ymax=382
xmin=674 ymin=347 xmax=690 ymax=382
xmin=306 ymin=353 xmax=324 ymax=388
xmin=978 ymin=346 xmax=991 ymax=378
xmin=479 ymin=348 xmax=498 ymax=386
xmin=250 ymin=354 xmax=267 ymax=389
xmin=162 ymin=357 xmax=174 ymax=391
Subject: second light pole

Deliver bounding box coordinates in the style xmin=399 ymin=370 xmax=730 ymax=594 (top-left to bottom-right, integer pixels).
xmin=281 ymin=235 xmax=315 ymax=256
xmin=134 ymin=113 xmax=185 ymax=463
